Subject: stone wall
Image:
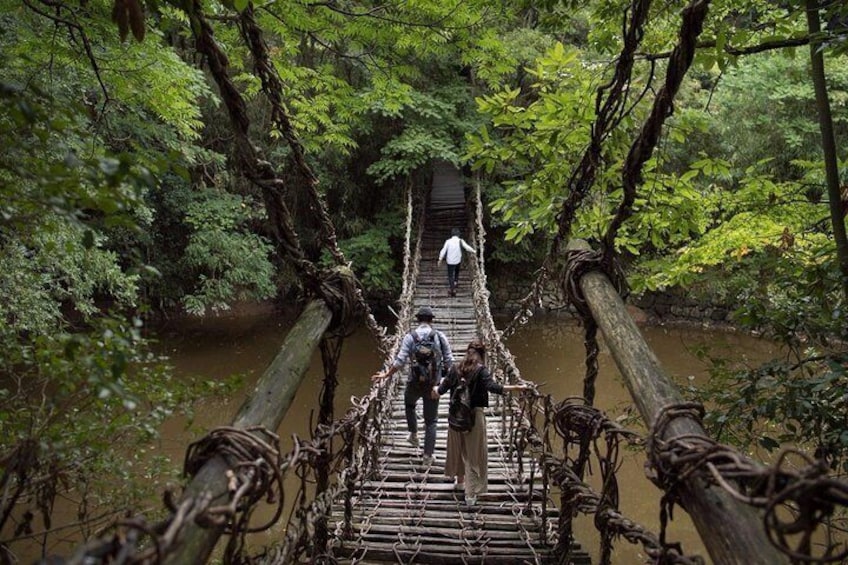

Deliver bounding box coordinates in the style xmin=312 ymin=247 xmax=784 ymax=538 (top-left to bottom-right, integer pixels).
xmin=487 ymin=270 xmax=733 ymax=326
xmin=631 ymin=290 xmax=732 ymax=324
xmin=486 ymin=271 xmax=569 ymax=316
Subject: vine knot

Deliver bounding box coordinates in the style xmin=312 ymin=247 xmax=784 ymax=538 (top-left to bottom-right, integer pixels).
xmin=645 ymin=402 xmax=706 ymax=494
xmin=562 ymin=246 xmax=628 ymax=320
xmin=183 ymin=426 xmax=283 ymax=533
xmin=315 ymin=265 xmax=365 ymax=337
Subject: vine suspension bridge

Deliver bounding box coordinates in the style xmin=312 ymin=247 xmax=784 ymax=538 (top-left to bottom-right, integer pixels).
xmin=59 ymin=164 xmax=847 ymax=565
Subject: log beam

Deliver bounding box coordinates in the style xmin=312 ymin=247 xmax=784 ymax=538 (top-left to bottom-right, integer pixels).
xmin=164 ymin=299 xmax=334 ymax=565
xmin=566 ymin=239 xmax=788 ymax=565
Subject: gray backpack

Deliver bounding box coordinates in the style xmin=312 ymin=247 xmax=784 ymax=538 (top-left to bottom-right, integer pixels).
xmin=411 ymin=332 xmax=440 ymax=386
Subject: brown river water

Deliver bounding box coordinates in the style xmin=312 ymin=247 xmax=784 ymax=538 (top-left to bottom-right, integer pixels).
xmin=10 ymin=304 xmax=785 ymax=563
xmin=150 ymin=305 xmax=781 ymax=564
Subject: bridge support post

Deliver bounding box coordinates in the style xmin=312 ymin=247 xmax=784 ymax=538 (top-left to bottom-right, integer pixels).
xmin=566 ymin=239 xmax=789 ymax=565
xmin=313 ymin=336 xmax=342 ymax=558
xmin=163 ymin=299 xmax=334 ymax=565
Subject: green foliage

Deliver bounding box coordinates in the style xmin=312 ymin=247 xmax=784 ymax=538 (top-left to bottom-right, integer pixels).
xmin=1 ymin=0 xmax=227 ymax=318
xmin=326 ymin=211 xmax=405 ymax=294
xmin=466 ymin=42 xmax=602 ymax=242
xmin=269 ymin=61 xmax=363 ymax=156
xmin=2 ymin=4 xmax=212 ymax=145
xmin=731 ymin=240 xmax=846 ymax=344
xmin=180 ymin=187 xmax=276 ymax=316
xmin=687 ymin=354 xmax=848 ymax=473
xmin=479 ymin=181 xmax=549 ymax=267
xmin=0 ymin=314 xmax=199 ymax=524
xmin=239 ymin=0 xmax=512 ymax=171
xmin=706 ymin=53 xmax=848 ymax=179
xmin=3 ymin=0 xmax=847 ymax=554
xmin=0 ymin=83 xmax=146 ymax=230
xmin=0 ymin=80 xmax=196 ymax=546
xmin=606 ymin=157 xmax=712 ymax=257
xmin=629 ymin=52 xmax=848 ymax=341
xmin=366 ymin=85 xmax=476 ymax=184
xmin=462 ymin=28 xmax=554 ymax=90
xmin=368 ymin=125 xmax=461 ymax=183
xmin=630 ymin=160 xmax=813 ymax=289
xmin=1 ymin=222 xmax=141 ymax=333
xmin=460 ymin=3 xmax=848 ymax=488
xmin=0 ymin=82 xmax=147 ymax=329
xmin=1 ymin=0 xmax=228 ymax=543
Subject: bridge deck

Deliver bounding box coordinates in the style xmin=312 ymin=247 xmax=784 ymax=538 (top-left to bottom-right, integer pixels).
xmin=331 ymin=165 xmax=590 ymax=564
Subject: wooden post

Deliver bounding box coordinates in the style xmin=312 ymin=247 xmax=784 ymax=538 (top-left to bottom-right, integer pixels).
xmin=313 ymin=337 xmax=341 ymax=557
xmin=163 ymin=299 xmax=334 ymax=565
xmin=566 ymin=239 xmax=788 ymax=565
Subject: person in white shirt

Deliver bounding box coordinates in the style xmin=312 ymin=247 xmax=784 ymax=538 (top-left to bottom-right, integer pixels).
xmin=438 ymin=228 xmax=476 ymax=297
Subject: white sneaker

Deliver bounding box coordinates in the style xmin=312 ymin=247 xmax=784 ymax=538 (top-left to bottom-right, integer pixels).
xmin=465 ymin=495 xmax=477 ymax=506
xmin=407 ymin=433 xmax=419 ymax=448
xmin=422 ymin=454 xmax=434 ymax=466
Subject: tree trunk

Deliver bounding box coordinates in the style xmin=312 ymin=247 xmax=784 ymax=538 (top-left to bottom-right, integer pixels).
xmin=805 ymin=0 xmax=848 ymax=302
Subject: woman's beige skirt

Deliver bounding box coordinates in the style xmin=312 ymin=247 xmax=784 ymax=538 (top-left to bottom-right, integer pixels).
xmin=444 ymin=408 xmax=488 ymax=498
xmin=444 ymin=428 xmax=464 ymax=479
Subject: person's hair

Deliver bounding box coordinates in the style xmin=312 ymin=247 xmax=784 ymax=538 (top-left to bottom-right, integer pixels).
xmin=415 ymin=306 xmax=434 ymax=322
xmin=458 ymin=340 xmax=485 ymax=377
xmin=451 ymin=228 xmax=460 ymax=237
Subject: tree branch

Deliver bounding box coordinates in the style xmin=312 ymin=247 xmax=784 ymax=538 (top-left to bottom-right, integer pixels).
xmin=22 ymin=0 xmax=111 ymax=116
xmin=638 ymin=35 xmax=812 ymax=61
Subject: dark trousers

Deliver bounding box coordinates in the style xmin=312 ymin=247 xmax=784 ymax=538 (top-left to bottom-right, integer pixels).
xmin=447 ymin=263 xmax=461 ymax=290
xmin=404 ymin=383 xmax=439 ymax=456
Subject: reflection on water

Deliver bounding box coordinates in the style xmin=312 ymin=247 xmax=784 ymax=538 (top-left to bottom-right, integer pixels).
xmin=154 ymin=305 xmax=384 ymax=458
xmin=7 ymin=305 xmax=786 ymax=563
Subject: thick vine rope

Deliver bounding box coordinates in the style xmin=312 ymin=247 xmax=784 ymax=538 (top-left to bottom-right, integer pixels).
xmin=500 ymin=0 xmax=654 ymax=346
xmin=648 ymin=403 xmax=848 ymax=563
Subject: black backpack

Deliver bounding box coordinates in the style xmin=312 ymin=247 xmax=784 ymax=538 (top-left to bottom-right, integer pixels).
xmin=448 ymin=368 xmax=480 ymax=433
xmin=410 ymin=332 xmax=440 ymax=386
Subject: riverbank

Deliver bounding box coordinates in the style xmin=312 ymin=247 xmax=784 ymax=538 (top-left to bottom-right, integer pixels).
xmin=487 ymin=270 xmax=741 ymax=331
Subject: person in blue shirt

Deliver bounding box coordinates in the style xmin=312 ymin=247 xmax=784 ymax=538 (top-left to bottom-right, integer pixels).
xmin=372 ymin=306 xmax=454 ymax=466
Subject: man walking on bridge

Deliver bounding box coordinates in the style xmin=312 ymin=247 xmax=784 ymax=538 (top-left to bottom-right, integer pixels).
xmin=372 ymin=306 xmax=454 ymax=466
xmin=438 ymin=228 xmax=475 ymax=297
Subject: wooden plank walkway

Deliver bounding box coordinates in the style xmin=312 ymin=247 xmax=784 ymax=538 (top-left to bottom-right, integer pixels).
xmin=331 ymin=163 xmax=590 ymax=564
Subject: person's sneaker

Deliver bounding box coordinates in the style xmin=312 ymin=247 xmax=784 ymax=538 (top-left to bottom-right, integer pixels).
xmin=465 ymin=495 xmax=477 ymax=506
xmin=407 ymin=432 xmax=419 ymax=448
xmin=422 ymin=454 xmax=434 ymax=466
